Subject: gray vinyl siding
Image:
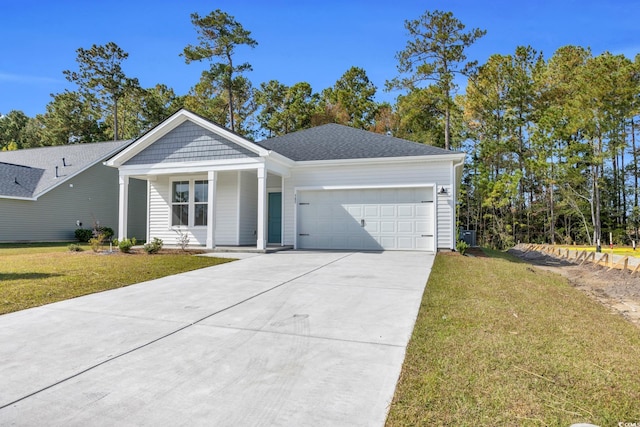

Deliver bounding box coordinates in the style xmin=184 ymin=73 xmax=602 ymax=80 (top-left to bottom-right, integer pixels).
xmin=283 ymin=161 xmax=454 ymax=250
xmin=127 ymin=178 xmax=147 ymax=241
xmin=0 ymin=163 xmax=144 ymax=242
xmin=238 ymin=170 xmax=258 ymax=245
xmin=125 ymin=121 xmax=258 ymax=165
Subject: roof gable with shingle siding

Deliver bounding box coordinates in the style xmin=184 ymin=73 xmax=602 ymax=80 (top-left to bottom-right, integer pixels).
xmin=124 ymin=120 xmax=259 ymax=166
xmin=258 ymin=123 xmax=456 ymax=161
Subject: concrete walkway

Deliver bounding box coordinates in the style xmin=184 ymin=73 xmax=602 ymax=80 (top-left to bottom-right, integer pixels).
xmin=0 ymin=251 xmax=434 ymax=426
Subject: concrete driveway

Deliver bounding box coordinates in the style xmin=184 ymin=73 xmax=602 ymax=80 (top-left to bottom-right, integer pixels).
xmin=0 ymin=250 xmax=434 ymax=426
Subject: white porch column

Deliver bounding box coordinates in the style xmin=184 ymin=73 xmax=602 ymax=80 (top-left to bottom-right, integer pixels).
xmin=257 ymin=167 xmax=267 ymax=250
xmin=206 ymin=171 xmax=217 ymax=249
xmin=118 ymin=174 xmax=129 ymax=240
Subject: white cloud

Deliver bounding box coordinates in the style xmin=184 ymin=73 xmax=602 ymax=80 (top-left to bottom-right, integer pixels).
xmin=0 ymin=72 xmax=62 ymax=84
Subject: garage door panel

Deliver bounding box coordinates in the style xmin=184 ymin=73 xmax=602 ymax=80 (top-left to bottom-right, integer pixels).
xmin=415 ymin=221 xmax=432 ymax=233
xmin=364 ymin=205 xmax=379 ymax=217
xmin=346 ymin=206 xmax=363 ymax=217
xmin=364 ymin=220 xmax=379 ymax=233
xmin=297 ymin=188 xmax=434 ymax=251
xmin=397 ymin=237 xmax=415 ymax=250
xmin=380 ymin=221 xmax=396 ymax=233
xmin=397 ymin=205 xmax=414 ymax=218
xmin=416 ymin=205 xmax=431 ymax=218
xmin=397 ymin=221 xmax=414 ymax=233
xmin=380 ymin=206 xmax=396 ymax=217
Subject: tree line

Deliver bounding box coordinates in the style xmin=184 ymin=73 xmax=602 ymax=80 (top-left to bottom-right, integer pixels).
xmin=2 ymin=8 xmax=637 ymax=249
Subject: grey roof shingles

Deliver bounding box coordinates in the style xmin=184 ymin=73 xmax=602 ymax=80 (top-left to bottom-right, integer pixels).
xmin=0 ymin=140 xmax=133 ymax=199
xmin=257 ymin=123 xmax=455 ymax=161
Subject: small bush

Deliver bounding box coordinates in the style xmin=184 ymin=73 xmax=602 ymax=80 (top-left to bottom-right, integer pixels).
xmin=89 ymin=233 xmax=106 ymax=253
xmin=67 ymin=243 xmax=83 ymax=252
xmin=173 ymin=228 xmax=190 ymax=251
xmin=75 ymin=228 xmax=93 ymax=243
xmin=113 ymin=237 xmax=137 ymax=253
xmin=144 ymin=237 xmax=163 ymax=254
xmin=456 ymin=240 xmax=469 ymax=255
xmin=97 ymin=226 xmax=114 ymax=240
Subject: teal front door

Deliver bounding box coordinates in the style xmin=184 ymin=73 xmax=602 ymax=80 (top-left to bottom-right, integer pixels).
xmin=268 ymin=192 xmax=282 ymax=244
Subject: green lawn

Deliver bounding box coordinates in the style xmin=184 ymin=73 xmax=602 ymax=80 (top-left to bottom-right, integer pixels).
xmin=0 ymin=243 xmax=233 ymax=315
xmin=386 ymin=250 xmax=640 ymax=426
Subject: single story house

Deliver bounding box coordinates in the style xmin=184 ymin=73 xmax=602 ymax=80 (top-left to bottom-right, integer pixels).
xmin=0 ymin=141 xmax=146 ymax=242
xmin=106 ymin=109 xmax=464 ymax=252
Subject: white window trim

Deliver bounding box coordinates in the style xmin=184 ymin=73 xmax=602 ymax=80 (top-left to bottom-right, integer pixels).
xmin=169 ymin=177 xmax=209 ymax=229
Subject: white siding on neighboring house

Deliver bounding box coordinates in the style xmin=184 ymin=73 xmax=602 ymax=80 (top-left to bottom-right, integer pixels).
xmin=238 ymin=170 xmax=258 ymax=245
xmin=283 ymin=160 xmax=454 ymax=250
xmin=0 ymin=163 xmax=145 ymax=242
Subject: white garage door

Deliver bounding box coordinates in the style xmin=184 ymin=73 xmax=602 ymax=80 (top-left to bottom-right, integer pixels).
xmin=296 ymin=187 xmax=434 ymax=251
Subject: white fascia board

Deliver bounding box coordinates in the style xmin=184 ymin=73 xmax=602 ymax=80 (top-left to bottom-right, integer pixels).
xmin=264 ymin=150 xmax=295 ymax=167
xmin=117 ymin=157 xmax=266 ymax=176
xmin=0 ymin=194 xmax=37 ymax=201
xmin=105 ymin=109 xmax=269 ymax=167
xmin=264 ymin=157 xmax=292 ymax=177
xmin=293 ymin=153 xmax=465 ymax=168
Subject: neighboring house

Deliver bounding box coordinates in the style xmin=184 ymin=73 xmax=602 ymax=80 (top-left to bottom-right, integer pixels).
xmin=106 ymin=109 xmax=464 ymax=252
xmin=0 ymin=141 xmax=146 ymax=242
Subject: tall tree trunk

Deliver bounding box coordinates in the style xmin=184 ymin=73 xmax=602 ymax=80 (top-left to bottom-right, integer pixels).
xmin=550 ymin=182 xmax=555 ymax=244
xmin=113 ymin=98 xmax=119 ymax=141
xmin=444 ymin=104 xmax=450 ymax=150
xmin=593 ymin=135 xmax=602 ymax=248
xmin=226 ymin=54 xmax=235 ymax=132
xmin=621 ymin=143 xmax=627 ymax=226
xmin=612 ymin=150 xmax=619 ymax=225
xmin=633 ymin=118 xmax=638 ymax=208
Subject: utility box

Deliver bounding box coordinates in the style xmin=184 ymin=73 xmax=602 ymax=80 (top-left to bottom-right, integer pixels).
xmin=460 ymin=229 xmax=476 ymax=247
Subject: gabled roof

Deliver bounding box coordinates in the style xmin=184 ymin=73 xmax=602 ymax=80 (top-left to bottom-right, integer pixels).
xmin=106 ymin=109 xmax=269 ymax=167
xmin=0 ymin=140 xmax=133 ymax=200
xmin=258 ymin=123 xmax=458 ymax=161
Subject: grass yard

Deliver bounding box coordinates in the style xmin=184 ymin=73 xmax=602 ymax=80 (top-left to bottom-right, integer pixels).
xmin=386 ymin=249 xmax=640 ymax=426
xmin=0 ymin=243 xmax=233 ymax=315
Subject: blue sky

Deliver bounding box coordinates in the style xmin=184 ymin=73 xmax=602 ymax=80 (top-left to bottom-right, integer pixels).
xmin=2 ymin=0 xmax=640 ymax=117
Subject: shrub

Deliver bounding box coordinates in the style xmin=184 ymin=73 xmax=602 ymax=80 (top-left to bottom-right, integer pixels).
xmin=113 ymin=237 xmax=137 ymax=253
xmin=67 ymin=243 xmax=83 ymax=252
xmin=75 ymin=228 xmax=93 ymax=243
xmin=89 ymin=233 xmax=106 ymax=253
xmin=97 ymin=226 xmax=114 ymax=240
xmin=456 ymin=240 xmax=469 ymax=255
xmin=144 ymin=237 xmax=163 ymax=254
xmin=173 ymin=228 xmax=190 ymax=251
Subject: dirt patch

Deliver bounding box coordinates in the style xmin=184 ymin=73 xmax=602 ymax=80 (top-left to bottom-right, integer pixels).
xmin=466 ymin=247 xmax=488 ymax=257
xmin=508 ymin=247 xmax=640 ymax=328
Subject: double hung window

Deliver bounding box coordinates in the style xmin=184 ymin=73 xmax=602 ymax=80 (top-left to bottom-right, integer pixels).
xmin=171 ymin=180 xmax=208 ymax=227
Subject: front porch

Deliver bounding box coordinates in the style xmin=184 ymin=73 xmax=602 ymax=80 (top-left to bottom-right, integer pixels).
xmin=117 ymin=167 xmax=287 ymax=251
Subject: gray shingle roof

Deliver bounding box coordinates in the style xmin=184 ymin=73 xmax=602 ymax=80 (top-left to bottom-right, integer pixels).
xmin=257 ymin=123 xmax=454 ymax=161
xmin=0 ymin=140 xmax=133 ymax=199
